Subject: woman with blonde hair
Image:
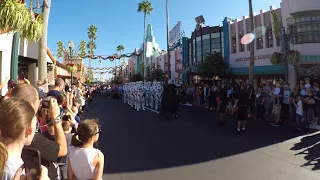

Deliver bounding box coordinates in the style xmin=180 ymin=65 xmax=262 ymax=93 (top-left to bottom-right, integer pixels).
xmin=0 ymin=98 xmax=49 ymax=179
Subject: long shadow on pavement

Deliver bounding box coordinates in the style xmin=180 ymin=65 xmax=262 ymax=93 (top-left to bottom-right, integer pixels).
xmin=291 ymin=133 xmax=320 ymax=170
xmin=84 ymin=96 xmax=315 ymax=174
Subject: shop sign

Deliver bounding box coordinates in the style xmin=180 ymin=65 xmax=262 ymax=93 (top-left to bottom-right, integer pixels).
xmin=301 ymin=55 xmax=320 ymax=62
xmin=236 ymin=54 xmax=272 ymax=62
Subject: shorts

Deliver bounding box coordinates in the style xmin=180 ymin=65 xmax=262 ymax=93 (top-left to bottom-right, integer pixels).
xmin=237 ymin=105 xmax=248 ymax=121
xmin=272 ymin=104 xmax=282 ymax=115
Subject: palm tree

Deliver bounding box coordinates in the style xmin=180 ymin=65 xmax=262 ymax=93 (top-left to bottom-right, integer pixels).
xmin=38 ymin=0 xmax=51 ymax=91
xmin=248 ymin=0 xmax=255 ymax=83
xmin=137 ymin=0 xmax=154 ymax=79
xmin=113 ymin=53 xmax=118 ymax=79
xmin=116 ymin=45 xmax=125 ymax=66
xmin=117 ymin=45 xmax=125 ymax=77
xmin=87 ymin=25 xmax=98 ymax=80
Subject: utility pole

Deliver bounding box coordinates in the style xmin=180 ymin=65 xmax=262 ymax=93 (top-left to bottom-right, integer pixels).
xmin=89 ymin=40 xmax=93 ymax=81
xmin=248 ymin=0 xmax=255 ymax=83
xmin=166 ymin=0 xmax=171 ymax=82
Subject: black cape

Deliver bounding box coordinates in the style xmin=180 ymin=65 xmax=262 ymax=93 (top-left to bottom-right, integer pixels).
xmin=160 ymin=84 xmax=179 ymax=117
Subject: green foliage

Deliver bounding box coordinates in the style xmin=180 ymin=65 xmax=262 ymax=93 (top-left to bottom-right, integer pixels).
xmin=117 ymin=45 xmax=125 ymax=53
xmin=79 ymin=40 xmax=87 ymax=57
xmin=87 ymin=41 xmax=96 ymax=55
xmin=197 ymin=53 xmax=229 ymax=78
xmin=271 ymin=10 xmax=280 ymax=38
xmin=138 ymin=0 xmax=154 ymax=15
xmin=130 ymin=73 xmax=143 ymax=82
xmin=20 ymin=14 xmax=44 ymax=42
xmin=146 ymin=68 xmax=165 ymax=81
xmin=270 ymin=52 xmax=284 ymax=65
xmin=56 ymin=41 xmax=64 ymax=58
xmin=0 ymin=0 xmax=44 ymax=42
xmin=87 ymin=25 xmax=98 ymax=56
xmin=286 ymin=50 xmax=300 ymax=65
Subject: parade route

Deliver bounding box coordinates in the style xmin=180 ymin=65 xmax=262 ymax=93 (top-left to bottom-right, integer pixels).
xmin=84 ymin=96 xmax=320 ymax=180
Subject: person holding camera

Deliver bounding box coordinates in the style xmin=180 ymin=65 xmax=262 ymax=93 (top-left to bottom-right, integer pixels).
xmin=11 ymin=84 xmax=67 ymax=180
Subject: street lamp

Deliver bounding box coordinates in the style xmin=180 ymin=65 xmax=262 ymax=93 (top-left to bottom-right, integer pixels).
xmin=68 ymin=41 xmax=75 ymax=84
xmin=281 ymin=16 xmax=295 ymax=83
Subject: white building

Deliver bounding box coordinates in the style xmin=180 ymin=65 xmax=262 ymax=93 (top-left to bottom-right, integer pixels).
xmin=225 ymin=0 xmax=320 ymax=87
xmin=0 ymin=30 xmax=55 ymax=95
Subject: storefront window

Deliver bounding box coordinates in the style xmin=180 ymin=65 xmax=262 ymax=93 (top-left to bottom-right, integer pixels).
xmin=294 ymin=11 xmax=320 ymax=43
xmin=231 ymin=37 xmax=236 ymax=53
xmin=267 ymin=29 xmax=273 ymax=48
xmin=239 ymin=35 xmax=245 ymax=52
xmin=257 ymin=36 xmax=263 ymax=49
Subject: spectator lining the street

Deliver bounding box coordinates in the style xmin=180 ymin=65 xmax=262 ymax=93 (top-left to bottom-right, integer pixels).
xmin=11 ymin=84 xmax=67 ymax=180
xmin=68 ymin=119 xmax=104 ymax=180
xmin=236 ymin=83 xmax=249 ymax=132
xmin=47 ymin=78 xmax=65 ymax=97
xmin=0 ymin=98 xmax=37 ymax=179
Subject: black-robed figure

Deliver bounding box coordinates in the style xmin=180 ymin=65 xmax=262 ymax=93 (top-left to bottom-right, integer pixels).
xmin=160 ymin=83 xmax=179 ymax=119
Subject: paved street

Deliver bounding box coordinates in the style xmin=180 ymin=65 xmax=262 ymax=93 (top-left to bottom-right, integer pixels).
xmin=84 ymin=96 xmax=320 ymax=180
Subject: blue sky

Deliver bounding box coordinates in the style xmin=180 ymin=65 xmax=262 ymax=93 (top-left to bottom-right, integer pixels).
xmin=47 ymin=0 xmax=281 ymax=80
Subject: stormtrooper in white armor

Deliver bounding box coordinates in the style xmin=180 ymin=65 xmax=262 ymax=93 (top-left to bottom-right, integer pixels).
xmin=149 ymin=81 xmax=156 ymax=109
xmin=154 ymin=82 xmax=163 ymax=110
xmin=144 ymin=81 xmax=152 ymax=107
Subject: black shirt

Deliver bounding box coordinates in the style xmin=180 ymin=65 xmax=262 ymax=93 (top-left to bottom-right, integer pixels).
xmin=237 ymin=88 xmax=250 ymax=106
xmin=314 ymin=90 xmax=320 ymax=106
xmin=28 ymin=132 xmax=60 ymax=180
xmin=303 ymin=95 xmax=315 ymax=110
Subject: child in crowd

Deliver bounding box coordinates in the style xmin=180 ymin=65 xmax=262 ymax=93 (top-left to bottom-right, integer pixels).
xmin=293 ymin=95 xmax=303 ymax=131
xmin=226 ymin=102 xmax=233 ymax=115
xmin=272 ymin=84 xmax=281 ymax=105
xmin=232 ymin=99 xmax=239 ymax=116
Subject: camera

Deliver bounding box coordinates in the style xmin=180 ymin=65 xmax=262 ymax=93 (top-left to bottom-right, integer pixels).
xmin=42 ymin=100 xmax=50 ymax=109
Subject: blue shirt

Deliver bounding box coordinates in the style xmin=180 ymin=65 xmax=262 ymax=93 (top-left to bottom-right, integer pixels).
xmin=46 ymin=90 xmax=61 ymax=98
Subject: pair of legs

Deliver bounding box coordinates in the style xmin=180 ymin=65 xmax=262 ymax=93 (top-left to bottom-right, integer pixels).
xmin=237 ymin=105 xmax=247 ymax=131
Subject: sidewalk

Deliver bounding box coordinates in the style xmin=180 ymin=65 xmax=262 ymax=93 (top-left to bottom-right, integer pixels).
xmin=181 ymin=103 xmax=320 ymax=130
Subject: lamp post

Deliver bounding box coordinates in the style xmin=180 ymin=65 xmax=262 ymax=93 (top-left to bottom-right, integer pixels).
xmin=166 ymin=0 xmax=171 ymax=83
xmin=68 ymin=41 xmax=75 ymax=84
xmin=281 ymin=16 xmax=295 ymax=83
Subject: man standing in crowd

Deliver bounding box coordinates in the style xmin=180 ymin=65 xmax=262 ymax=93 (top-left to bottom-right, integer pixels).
xmin=11 ymin=84 xmax=67 ymax=180
xmin=47 ymin=78 xmax=65 ymax=97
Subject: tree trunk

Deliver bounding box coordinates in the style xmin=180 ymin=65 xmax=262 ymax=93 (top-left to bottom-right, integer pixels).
xmin=248 ymin=0 xmax=255 ymax=83
xmin=38 ymin=0 xmax=51 ymax=92
xmin=143 ymin=13 xmax=146 ymax=80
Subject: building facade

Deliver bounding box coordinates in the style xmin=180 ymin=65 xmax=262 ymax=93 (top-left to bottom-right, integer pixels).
xmin=182 ymin=26 xmax=224 ymax=84
xmin=225 ymin=6 xmax=284 ymax=85
xmin=224 ymin=0 xmax=320 ymax=87
xmin=281 ymin=0 xmax=320 ymax=80
xmin=0 ymin=31 xmax=55 ymax=95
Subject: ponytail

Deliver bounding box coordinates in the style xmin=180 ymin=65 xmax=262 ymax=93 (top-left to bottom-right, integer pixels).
xmin=71 ymin=133 xmax=83 ymax=147
xmin=0 ymin=142 xmax=8 ymax=178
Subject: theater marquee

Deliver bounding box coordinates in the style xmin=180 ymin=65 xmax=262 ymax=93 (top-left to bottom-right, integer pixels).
xmin=236 ymin=54 xmax=272 ymax=62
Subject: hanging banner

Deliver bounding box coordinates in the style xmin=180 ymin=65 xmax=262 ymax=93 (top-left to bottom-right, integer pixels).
xmin=169 ymin=21 xmax=182 ymax=46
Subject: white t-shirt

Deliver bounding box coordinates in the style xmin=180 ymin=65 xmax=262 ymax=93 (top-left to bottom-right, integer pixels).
xmin=305 ymin=83 xmax=311 ymax=90
xmin=296 ymin=100 xmax=303 ymax=116
xmin=2 ymin=156 xmax=24 ymax=180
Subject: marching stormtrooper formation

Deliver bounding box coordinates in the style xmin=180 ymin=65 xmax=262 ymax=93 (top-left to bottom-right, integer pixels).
xmin=123 ymin=81 xmax=163 ymax=112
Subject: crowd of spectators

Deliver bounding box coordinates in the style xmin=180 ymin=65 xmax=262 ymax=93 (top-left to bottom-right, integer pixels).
xmin=0 ymin=77 xmax=104 ymax=180
xmin=177 ymin=77 xmax=320 ymax=132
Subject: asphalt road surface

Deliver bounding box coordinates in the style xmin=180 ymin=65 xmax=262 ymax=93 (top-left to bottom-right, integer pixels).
xmin=84 ymin=95 xmax=320 ymax=180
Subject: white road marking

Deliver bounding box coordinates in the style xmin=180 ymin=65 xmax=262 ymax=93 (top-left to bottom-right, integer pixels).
xmin=145 ymin=107 xmax=159 ymax=114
